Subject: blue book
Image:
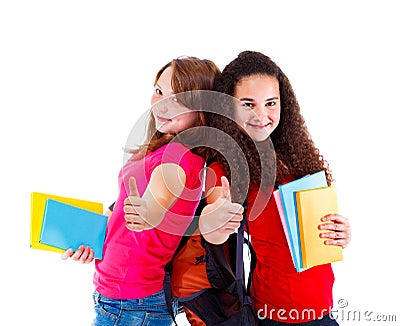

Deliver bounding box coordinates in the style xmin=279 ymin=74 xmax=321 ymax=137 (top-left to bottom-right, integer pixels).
xmin=40 ymin=199 xmax=108 ymax=259
xmin=278 ymin=171 xmax=327 ymax=272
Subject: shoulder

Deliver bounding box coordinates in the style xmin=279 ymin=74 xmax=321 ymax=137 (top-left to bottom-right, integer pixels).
xmin=207 ymin=161 xmax=225 ymax=176
xmin=152 ymin=142 xmax=190 ymax=157
xmin=205 ymin=161 xmax=226 ymax=189
xmin=150 ymin=142 xmax=204 ymax=169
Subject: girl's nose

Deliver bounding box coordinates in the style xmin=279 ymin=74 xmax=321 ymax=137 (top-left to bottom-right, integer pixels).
xmin=152 ymin=98 xmax=168 ymax=114
xmin=159 ymin=104 xmax=168 ymax=114
xmin=253 ymin=106 xmax=268 ymax=122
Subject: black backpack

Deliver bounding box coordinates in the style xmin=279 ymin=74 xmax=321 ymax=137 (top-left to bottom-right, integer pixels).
xmin=164 ymin=197 xmax=259 ymax=325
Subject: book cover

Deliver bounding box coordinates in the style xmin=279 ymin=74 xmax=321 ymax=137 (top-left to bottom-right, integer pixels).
xmin=278 ymin=171 xmax=327 ymax=272
xmin=30 ymin=192 xmax=103 ymax=253
xmin=296 ymin=186 xmax=343 ymax=268
xmin=40 ymin=199 xmax=108 ymax=259
xmin=273 ymin=189 xmax=295 ymax=266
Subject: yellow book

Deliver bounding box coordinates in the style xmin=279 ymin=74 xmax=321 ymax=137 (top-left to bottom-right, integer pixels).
xmin=296 ymin=186 xmax=343 ymax=268
xmin=30 ymin=192 xmax=103 ymax=253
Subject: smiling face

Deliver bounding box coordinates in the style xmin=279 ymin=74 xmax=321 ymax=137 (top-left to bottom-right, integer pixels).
xmin=151 ymin=67 xmax=197 ymax=134
xmin=233 ymin=74 xmax=281 ymax=142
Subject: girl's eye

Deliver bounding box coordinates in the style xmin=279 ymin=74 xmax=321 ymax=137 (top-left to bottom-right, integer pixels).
xmin=155 ymin=88 xmax=163 ymax=96
xmin=266 ymin=100 xmax=278 ymax=109
xmin=242 ymin=102 xmax=254 ymax=109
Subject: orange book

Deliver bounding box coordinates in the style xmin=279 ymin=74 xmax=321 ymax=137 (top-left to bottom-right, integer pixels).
xmin=295 ymin=186 xmax=343 ymax=268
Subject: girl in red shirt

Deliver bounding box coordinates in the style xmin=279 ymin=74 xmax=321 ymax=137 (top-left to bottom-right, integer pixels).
xmin=199 ymin=51 xmax=351 ymax=325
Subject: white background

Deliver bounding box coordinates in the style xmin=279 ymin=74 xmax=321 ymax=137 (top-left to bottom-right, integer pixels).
xmin=1 ymin=1 xmax=399 ymax=325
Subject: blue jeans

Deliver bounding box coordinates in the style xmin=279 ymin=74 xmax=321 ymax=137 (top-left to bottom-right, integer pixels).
xmin=259 ymin=314 xmax=339 ymax=326
xmin=92 ymin=290 xmax=176 ymax=326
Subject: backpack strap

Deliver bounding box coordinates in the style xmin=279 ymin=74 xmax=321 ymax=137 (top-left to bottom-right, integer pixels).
xmin=164 ymin=195 xmax=207 ymax=325
xmin=235 ymin=201 xmax=247 ymax=304
xmin=163 ymin=270 xmax=178 ymax=325
xmin=235 ymin=199 xmax=257 ymax=306
xmin=245 ymin=219 xmax=256 ymax=295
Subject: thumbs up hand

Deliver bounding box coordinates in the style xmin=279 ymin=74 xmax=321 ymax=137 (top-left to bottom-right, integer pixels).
xmin=124 ymin=177 xmax=149 ymax=232
xmin=220 ymin=175 xmax=232 ymax=200
xmin=199 ymin=176 xmax=244 ymax=244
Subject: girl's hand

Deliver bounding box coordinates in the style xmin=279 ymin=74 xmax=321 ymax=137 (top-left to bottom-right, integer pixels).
xmin=319 ymin=214 xmax=351 ymax=248
xmin=124 ymin=177 xmax=149 ymax=232
xmin=199 ymin=176 xmax=244 ymax=244
xmin=61 ymin=245 xmax=94 ymax=264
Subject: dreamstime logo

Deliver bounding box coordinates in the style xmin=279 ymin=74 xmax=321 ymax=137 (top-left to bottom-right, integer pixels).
xmin=257 ymin=305 xmax=330 ymax=322
xmin=331 ymin=298 xmax=397 ymax=323
xmin=257 ymin=299 xmax=398 ymax=323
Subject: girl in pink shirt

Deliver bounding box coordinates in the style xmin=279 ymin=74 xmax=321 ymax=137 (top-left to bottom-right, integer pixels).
xmin=62 ymin=56 xmax=220 ymax=326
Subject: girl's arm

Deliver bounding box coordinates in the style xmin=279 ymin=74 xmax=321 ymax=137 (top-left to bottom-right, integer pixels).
xmin=124 ymin=163 xmax=187 ymax=231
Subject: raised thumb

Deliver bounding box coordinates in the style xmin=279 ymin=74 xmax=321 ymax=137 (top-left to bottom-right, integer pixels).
xmin=220 ymin=176 xmax=231 ymax=199
xmin=128 ymin=176 xmax=140 ymax=197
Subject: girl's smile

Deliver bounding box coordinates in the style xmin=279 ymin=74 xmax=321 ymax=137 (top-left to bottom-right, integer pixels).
xmin=151 ymin=67 xmax=197 ymax=134
xmin=234 ymin=75 xmax=281 ymax=142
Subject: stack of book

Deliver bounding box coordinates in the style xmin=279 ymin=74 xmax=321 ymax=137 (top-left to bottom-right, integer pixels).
xmin=30 ymin=192 xmax=107 ymax=259
xmin=274 ymin=171 xmax=343 ymax=272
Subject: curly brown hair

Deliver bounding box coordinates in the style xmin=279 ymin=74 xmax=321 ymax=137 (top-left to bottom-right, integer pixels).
xmin=209 ymin=51 xmax=332 ymax=198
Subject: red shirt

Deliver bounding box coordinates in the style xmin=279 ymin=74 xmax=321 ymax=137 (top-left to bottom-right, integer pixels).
xmin=207 ymin=162 xmax=334 ymax=323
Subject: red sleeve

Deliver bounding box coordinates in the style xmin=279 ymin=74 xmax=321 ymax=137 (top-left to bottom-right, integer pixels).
xmin=205 ymin=161 xmax=226 ymax=193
